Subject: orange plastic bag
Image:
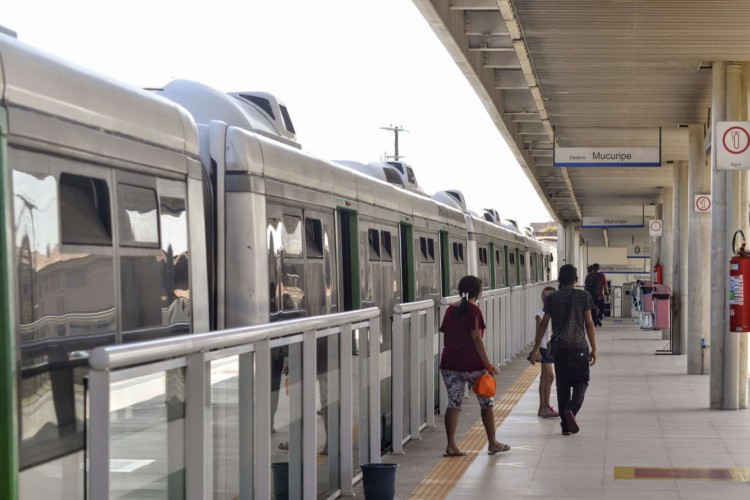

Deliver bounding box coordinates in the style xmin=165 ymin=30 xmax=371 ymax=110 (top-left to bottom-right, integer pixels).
xmin=473 ymin=372 xmax=496 ymax=398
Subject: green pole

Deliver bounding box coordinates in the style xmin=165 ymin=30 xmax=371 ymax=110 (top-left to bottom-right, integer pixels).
xmin=0 ymin=107 xmax=19 ymax=499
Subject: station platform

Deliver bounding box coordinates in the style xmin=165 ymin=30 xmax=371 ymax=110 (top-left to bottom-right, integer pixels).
xmin=383 ymin=320 xmax=750 ymax=499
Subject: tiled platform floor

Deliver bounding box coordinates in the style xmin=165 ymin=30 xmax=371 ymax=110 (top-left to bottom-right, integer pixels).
xmin=446 ymin=320 xmax=750 ymax=499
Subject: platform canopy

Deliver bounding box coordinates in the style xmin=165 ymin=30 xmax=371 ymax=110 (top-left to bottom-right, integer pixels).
xmin=412 ymin=0 xmax=750 ymax=245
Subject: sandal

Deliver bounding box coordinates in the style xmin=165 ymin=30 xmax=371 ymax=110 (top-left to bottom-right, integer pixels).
xmin=487 ymin=443 xmax=511 ymax=455
xmin=443 ymin=450 xmax=467 ymax=457
xmin=278 ymin=441 xmax=289 ymax=451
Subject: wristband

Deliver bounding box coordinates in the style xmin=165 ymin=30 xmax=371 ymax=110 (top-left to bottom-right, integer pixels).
xmin=487 ymin=363 xmax=494 ymax=371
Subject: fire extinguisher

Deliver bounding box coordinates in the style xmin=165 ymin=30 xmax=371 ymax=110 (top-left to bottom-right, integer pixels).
xmin=654 ymin=259 xmax=663 ymax=285
xmin=730 ymin=230 xmax=750 ymax=332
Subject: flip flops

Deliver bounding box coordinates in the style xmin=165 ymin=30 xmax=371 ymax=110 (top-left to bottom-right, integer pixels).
xmin=487 ymin=443 xmax=511 ymax=455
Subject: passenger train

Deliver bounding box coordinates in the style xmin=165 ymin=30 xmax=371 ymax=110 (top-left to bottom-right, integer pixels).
xmin=0 ymin=34 xmax=553 ymax=498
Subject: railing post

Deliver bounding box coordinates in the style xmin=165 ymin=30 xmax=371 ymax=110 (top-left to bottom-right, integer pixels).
xmin=302 ymin=330 xmax=317 ymax=496
xmin=186 ymin=352 xmax=208 ymax=500
xmin=391 ymin=310 xmax=405 ymax=454
xmin=409 ymin=310 xmax=421 ymax=439
xmin=88 ymin=369 xmax=110 ymax=500
xmin=438 ymin=303 xmax=448 ymax=415
xmin=368 ymin=317 xmax=381 ymax=463
xmin=254 ymin=340 xmax=271 ymax=499
xmin=425 ymin=308 xmax=436 ymax=428
xmin=340 ymin=323 xmax=354 ymax=495
xmin=239 ymin=351 xmax=254 ymax=500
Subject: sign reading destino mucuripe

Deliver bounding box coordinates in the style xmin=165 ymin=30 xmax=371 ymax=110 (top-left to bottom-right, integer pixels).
xmin=554 ymin=147 xmax=660 ymax=167
xmin=581 ymin=216 xmax=644 ymax=228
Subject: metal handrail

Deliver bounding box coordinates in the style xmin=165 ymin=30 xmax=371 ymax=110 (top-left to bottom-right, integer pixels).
xmin=393 ymin=299 xmax=434 ymax=314
xmin=90 ymin=307 xmax=380 ymax=370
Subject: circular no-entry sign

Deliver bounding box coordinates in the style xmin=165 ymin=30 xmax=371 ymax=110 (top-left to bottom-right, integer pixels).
xmin=650 ymin=220 xmax=662 ymax=232
xmin=722 ymin=126 xmax=750 ymax=155
xmin=695 ymin=195 xmax=711 ymax=213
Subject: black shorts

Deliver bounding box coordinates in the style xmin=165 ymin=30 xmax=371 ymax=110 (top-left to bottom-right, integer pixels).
xmin=539 ymin=347 xmax=554 ymax=364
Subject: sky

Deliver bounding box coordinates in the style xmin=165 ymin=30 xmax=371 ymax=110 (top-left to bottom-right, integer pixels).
xmin=4 ymin=0 xmax=552 ymax=226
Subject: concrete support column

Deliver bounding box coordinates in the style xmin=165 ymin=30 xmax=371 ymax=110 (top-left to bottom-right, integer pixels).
xmin=673 ymin=162 xmax=688 ymax=354
xmin=710 ymin=61 xmax=727 ymax=409
xmin=557 ymin=223 xmax=566 ymax=271
xmin=723 ymin=62 xmax=743 ymax=410
xmin=662 ymin=187 xmax=674 ymax=340
xmin=687 ymin=125 xmax=710 ymax=374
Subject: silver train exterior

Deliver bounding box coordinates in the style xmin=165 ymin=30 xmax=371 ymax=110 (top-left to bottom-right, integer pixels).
xmin=1 ymin=35 xmax=553 ymax=499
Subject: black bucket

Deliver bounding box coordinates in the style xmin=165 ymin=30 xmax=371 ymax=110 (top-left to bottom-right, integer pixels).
xmin=361 ymin=463 xmax=399 ymax=500
xmin=271 ymin=462 xmax=289 ymax=500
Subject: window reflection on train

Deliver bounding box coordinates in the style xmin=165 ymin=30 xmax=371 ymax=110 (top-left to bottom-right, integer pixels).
xmin=12 ymin=151 xmax=191 ymax=469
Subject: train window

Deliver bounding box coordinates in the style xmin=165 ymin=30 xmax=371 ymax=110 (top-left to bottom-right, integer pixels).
xmin=282 ymin=215 xmax=303 ymax=256
xmin=406 ymin=166 xmax=417 ymax=184
xmin=382 ymin=167 xmax=405 ymax=186
xmin=496 ymin=249 xmax=501 ymax=264
xmin=368 ymin=228 xmax=380 ymax=259
xmin=456 ymin=242 xmax=464 ymax=263
xmin=520 ymin=254 xmax=526 ymax=266
xmin=509 ymin=252 xmax=515 ymax=265
xmin=419 ymin=237 xmax=434 ymax=262
xmin=160 ymin=196 xmax=190 ymax=330
xmin=452 ymin=242 xmax=459 ymax=262
xmin=117 ymin=184 xmax=159 ymax=247
xmin=305 ymin=218 xmax=324 ymax=259
xmin=279 ymin=104 xmax=296 ymax=134
xmin=381 ymin=230 xmax=392 ymax=261
xmin=60 ymin=173 xmax=112 ymax=245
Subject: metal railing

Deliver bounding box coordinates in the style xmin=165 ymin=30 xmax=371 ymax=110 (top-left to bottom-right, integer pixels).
xmin=88 ymin=307 xmax=382 ymax=500
xmin=391 ymin=300 xmax=436 ymax=454
xmin=85 ymin=281 xmax=555 ymax=499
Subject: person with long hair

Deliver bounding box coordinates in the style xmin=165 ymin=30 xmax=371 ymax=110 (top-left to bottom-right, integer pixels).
xmin=530 ymin=264 xmax=598 ymax=435
xmin=439 ymin=275 xmax=510 ymax=456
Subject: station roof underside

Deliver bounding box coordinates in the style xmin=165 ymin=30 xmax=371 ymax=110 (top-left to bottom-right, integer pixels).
xmin=413 ymin=0 xmax=750 ymax=244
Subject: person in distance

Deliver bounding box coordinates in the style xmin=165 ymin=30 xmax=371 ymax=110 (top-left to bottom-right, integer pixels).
xmin=530 ymin=264 xmax=598 ymax=435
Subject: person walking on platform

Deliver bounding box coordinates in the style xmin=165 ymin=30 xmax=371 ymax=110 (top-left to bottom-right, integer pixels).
xmin=439 ymin=275 xmax=510 ymax=456
xmin=532 ymin=286 xmax=559 ymax=418
xmin=530 ymin=264 xmax=598 ymax=435
xmin=584 ymin=263 xmax=607 ymax=327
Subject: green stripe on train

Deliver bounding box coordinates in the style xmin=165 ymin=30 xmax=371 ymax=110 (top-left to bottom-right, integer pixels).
xmin=0 ymin=106 xmax=19 ymax=499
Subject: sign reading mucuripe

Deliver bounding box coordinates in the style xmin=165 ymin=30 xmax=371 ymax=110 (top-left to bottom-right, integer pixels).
xmin=716 ymin=122 xmax=750 ymax=170
xmin=554 ymin=147 xmax=661 ymax=167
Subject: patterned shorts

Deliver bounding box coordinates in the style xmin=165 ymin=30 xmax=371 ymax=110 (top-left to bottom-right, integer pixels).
xmin=440 ymin=369 xmax=494 ymax=410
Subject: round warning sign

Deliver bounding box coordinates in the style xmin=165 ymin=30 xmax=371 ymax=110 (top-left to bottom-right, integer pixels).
xmin=649 ymin=219 xmax=663 ymax=237
xmin=722 ymin=126 xmax=750 ymax=155
xmin=695 ymin=194 xmax=711 ymax=213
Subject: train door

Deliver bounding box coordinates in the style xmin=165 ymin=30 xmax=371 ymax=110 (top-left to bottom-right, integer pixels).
xmin=494 ymin=245 xmax=506 ymax=288
xmin=266 ymin=204 xmax=307 ymax=322
xmin=489 ymin=242 xmax=496 ymax=289
xmin=302 ymin=210 xmax=338 ymax=317
xmin=360 ymin=219 xmax=401 ymax=452
xmin=439 ymin=231 xmax=451 ymax=297
xmin=413 ymin=229 xmax=441 ymax=412
xmin=508 ymin=247 xmax=518 ymax=286
xmin=12 ymin=152 xmax=118 ymax=498
xmin=476 ymin=242 xmax=491 ymax=289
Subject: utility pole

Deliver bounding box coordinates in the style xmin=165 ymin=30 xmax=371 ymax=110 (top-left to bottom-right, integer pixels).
xmin=380 ymin=124 xmax=408 ymax=160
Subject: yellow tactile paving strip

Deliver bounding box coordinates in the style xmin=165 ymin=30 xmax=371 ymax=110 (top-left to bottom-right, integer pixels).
xmin=614 ymin=466 xmax=750 ymax=482
xmin=410 ymin=364 xmax=540 ymax=499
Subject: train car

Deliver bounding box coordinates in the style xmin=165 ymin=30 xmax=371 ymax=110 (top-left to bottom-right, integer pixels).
xmin=0 ymin=35 xmax=554 ymax=499
xmin=0 ymin=34 xmax=209 ymax=499
xmin=157 ymin=79 xmax=470 ymax=455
